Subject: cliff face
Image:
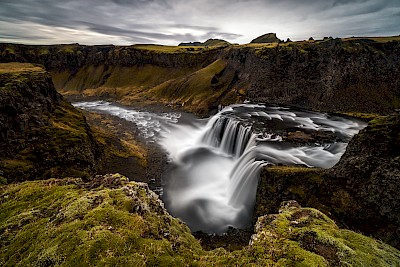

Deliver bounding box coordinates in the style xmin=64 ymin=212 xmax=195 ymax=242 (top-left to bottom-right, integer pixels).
xmin=255 ymin=114 xmax=400 ymax=249
xmin=243 ymin=40 xmax=400 ymax=114
xmin=328 ymin=114 xmax=400 ymax=247
xmin=0 ymin=63 xmax=101 ymax=183
xmin=1 ymin=38 xmax=399 ymax=116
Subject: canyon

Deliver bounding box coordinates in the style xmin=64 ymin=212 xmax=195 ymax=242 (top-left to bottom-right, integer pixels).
xmin=1 ymin=36 xmax=400 ymax=266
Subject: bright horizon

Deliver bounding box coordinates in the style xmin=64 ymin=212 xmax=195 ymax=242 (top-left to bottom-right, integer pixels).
xmin=1 ymin=0 xmax=399 ymax=46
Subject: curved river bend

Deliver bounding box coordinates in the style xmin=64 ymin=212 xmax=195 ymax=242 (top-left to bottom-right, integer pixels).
xmin=73 ymin=101 xmax=366 ymax=234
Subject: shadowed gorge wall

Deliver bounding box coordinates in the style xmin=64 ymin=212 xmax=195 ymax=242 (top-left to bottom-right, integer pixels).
xmin=1 ymin=38 xmax=400 ymax=115
xmin=0 ymin=63 xmax=102 ymax=182
xmin=255 ymin=114 xmax=400 ymax=249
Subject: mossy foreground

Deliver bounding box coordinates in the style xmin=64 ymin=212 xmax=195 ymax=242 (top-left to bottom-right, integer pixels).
xmin=1 ymin=174 xmax=399 ymax=266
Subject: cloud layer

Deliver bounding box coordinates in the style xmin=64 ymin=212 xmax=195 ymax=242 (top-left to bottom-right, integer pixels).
xmin=0 ymin=0 xmax=399 ymax=45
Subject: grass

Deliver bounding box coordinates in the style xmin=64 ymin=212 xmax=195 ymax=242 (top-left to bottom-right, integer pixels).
xmin=0 ymin=177 xmax=203 ymax=266
xmin=342 ymin=36 xmax=400 ymax=43
xmin=146 ymin=59 xmax=244 ymax=115
xmin=131 ymin=44 xmax=222 ymax=53
xmin=0 ymin=63 xmax=44 ymax=74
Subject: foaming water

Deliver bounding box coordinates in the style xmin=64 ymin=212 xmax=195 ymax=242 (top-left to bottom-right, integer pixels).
xmin=161 ymin=104 xmax=367 ymax=233
xmin=72 ymin=101 xmax=181 ymax=140
xmin=73 ymin=101 xmax=366 ymax=234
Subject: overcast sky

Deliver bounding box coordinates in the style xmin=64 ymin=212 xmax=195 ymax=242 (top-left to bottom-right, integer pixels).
xmin=0 ymin=0 xmax=399 ymax=45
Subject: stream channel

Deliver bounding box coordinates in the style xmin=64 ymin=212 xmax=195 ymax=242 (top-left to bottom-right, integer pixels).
xmin=73 ymin=101 xmax=367 ymax=234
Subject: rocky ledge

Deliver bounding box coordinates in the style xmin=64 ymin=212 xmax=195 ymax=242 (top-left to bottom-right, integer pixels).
xmin=256 ymin=114 xmax=400 ymax=249
xmin=1 ymin=174 xmax=399 ymax=266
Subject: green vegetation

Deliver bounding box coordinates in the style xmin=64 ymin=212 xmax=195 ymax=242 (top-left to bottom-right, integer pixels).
xmin=0 ymin=100 xmax=97 ymax=181
xmin=148 ymin=59 xmax=244 ymax=115
xmin=342 ymin=36 xmax=400 ymax=43
xmin=1 ymin=177 xmax=399 ymax=266
xmin=0 ymin=175 xmax=203 ymax=266
xmin=132 ymin=44 xmax=220 ymax=53
xmin=255 ymin=166 xmax=331 ymax=218
xmin=0 ymin=63 xmax=44 ymax=74
xmin=336 ymin=112 xmax=383 ymax=121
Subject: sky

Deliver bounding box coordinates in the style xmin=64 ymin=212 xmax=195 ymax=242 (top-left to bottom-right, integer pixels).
xmin=0 ymin=0 xmax=399 ymax=46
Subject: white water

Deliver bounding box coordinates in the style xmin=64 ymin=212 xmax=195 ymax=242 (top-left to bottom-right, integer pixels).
xmin=73 ymin=101 xmax=367 ymax=234
xmin=72 ymin=101 xmax=181 ymax=140
xmin=161 ymin=104 xmax=366 ymax=233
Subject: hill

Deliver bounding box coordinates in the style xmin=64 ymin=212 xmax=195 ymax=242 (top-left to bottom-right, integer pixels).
xmin=178 ymin=38 xmax=231 ymax=47
xmin=250 ymin=33 xmax=282 ymax=43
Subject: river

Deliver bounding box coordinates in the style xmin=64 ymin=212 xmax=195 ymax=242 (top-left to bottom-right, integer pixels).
xmin=73 ymin=101 xmax=367 ymax=234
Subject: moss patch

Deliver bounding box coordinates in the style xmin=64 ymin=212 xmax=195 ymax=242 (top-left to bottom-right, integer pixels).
xmin=1 ymin=177 xmax=399 ymax=266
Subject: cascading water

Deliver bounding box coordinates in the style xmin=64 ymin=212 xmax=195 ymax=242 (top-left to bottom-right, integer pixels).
xmin=73 ymin=101 xmax=367 ymax=234
xmin=161 ymin=104 xmax=366 ymax=233
xmin=161 ymin=112 xmax=264 ymax=233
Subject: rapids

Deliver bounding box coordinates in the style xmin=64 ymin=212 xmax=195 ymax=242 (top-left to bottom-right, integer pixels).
xmin=73 ymin=101 xmax=367 ymax=234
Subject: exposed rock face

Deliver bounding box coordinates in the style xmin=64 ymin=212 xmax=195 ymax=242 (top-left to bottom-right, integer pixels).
xmin=250 ymin=33 xmax=282 ymax=43
xmin=236 ymin=39 xmax=400 ymax=114
xmin=1 ymin=39 xmax=400 ymax=116
xmin=329 ymin=114 xmax=400 ymax=247
xmin=0 ymin=63 xmax=101 ymax=183
xmin=0 ymin=43 xmax=221 ymax=73
xmin=256 ymin=114 xmax=400 ymax=249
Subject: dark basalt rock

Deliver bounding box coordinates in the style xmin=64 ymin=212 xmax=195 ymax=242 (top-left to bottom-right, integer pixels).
xmin=328 ymin=114 xmax=400 ymax=248
xmin=0 ymin=63 xmax=102 ymax=183
xmin=255 ymin=114 xmax=400 ymax=249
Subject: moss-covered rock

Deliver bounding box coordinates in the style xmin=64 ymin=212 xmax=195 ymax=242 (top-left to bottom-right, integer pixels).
xmin=256 ymin=114 xmax=400 ymax=250
xmin=250 ymin=200 xmax=400 ymax=266
xmin=0 ymin=63 xmax=102 ymax=182
xmin=1 ymin=175 xmax=399 ymax=266
xmin=0 ymin=174 xmax=203 ymax=266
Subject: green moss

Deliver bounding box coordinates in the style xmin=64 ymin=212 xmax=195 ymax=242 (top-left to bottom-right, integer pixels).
xmin=1 ymin=177 xmax=399 ymax=266
xmin=337 ymin=112 xmax=383 ymax=121
xmin=0 ymin=178 xmax=203 ymax=266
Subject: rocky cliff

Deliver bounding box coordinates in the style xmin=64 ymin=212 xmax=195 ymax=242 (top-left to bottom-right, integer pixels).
xmin=243 ymin=39 xmax=400 ymax=114
xmin=256 ymin=114 xmax=400 ymax=249
xmin=1 ymin=37 xmax=399 ymax=116
xmin=0 ymin=63 xmax=104 ymax=183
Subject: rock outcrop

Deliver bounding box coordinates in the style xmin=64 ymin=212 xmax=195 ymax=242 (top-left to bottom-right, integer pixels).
xmin=250 ymin=33 xmax=282 ymax=43
xmin=1 ymin=175 xmax=399 ymax=266
xmin=0 ymin=63 xmax=101 ymax=183
xmin=179 ymin=39 xmax=231 ymax=47
xmin=256 ymin=114 xmax=400 ymax=249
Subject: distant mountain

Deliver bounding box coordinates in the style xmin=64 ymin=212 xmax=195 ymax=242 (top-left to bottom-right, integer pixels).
xmin=179 ymin=38 xmax=231 ymax=47
xmin=251 ymin=33 xmax=282 ymax=43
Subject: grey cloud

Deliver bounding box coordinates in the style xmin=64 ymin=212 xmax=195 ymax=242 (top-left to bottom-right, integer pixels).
xmin=0 ymin=0 xmax=398 ymax=45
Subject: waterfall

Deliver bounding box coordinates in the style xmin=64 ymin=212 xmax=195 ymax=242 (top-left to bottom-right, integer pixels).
xmin=202 ymin=116 xmax=263 ymax=209
xmin=72 ymin=101 xmax=368 ymax=234
xmin=161 ymin=104 xmax=366 ymax=234
xmin=162 ymin=112 xmax=268 ymax=233
xmin=202 ymin=116 xmax=254 ymax=158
